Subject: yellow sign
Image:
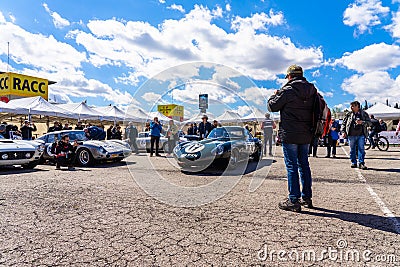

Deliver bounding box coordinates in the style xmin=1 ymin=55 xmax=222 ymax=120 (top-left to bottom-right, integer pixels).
xmin=158 ymin=104 xmax=184 ymax=121
xmin=0 ymin=72 xmax=49 ymax=100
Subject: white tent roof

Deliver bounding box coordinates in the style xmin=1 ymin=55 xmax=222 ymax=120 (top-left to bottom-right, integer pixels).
xmin=93 ymin=105 xmax=129 ymax=121
xmin=242 ymin=108 xmax=280 ymax=122
xmin=182 ymin=112 xmax=215 ymax=124
xmin=366 ymin=103 xmax=400 ymax=120
xmin=57 ymin=102 xmax=105 ymax=120
xmin=148 ymin=111 xmax=174 ymax=123
xmin=0 ymin=100 xmax=28 ymax=114
xmin=125 ymin=107 xmax=150 ymax=123
xmin=7 ymin=96 xmax=71 ymax=117
xmin=215 ymin=110 xmax=241 ymax=123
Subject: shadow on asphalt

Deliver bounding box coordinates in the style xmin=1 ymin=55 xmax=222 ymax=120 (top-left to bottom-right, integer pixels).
xmin=302 ymin=207 xmax=399 ymax=234
xmin=182 ymin=158 xmax=276 ymax=176
xmin=0 ymin=167 xmax=50 ymax=175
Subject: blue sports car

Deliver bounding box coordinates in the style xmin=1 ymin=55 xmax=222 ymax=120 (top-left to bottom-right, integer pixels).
xmin=173 ymin=126 xmax=262 ymax=172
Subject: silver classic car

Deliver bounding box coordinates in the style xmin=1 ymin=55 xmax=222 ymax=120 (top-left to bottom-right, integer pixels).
xmin=0 ymin=136 xmax=45 ymax=169
xmin=37 ymin=130 xmax=132 ymax=166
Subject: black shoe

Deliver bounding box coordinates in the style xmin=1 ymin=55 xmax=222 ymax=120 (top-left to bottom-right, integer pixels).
xmin=332 ymin=155 xmax=336 ymax=158
xmin=351 ymin=164 xmax=357 ymax=168
xmin=299 ymin=198 xmax=313 ymax=208
xmin=156 ymin=154 xmax=162 ymax=157
xmin=278 ymin=198 xmax=301 ymax=212
xmin=324 ymin=155 xmax=330 ymax=158
xmin=55 ymin=166 xmax=61 ymax=170
xmin=359 ymin=163 xmax=368 ymax=170
xmin=150 ymin=154 xmax=153 ymax=157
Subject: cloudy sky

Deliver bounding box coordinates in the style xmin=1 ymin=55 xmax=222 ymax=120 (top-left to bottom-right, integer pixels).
xmin=1 ymin=0 xmax=400 ymax=117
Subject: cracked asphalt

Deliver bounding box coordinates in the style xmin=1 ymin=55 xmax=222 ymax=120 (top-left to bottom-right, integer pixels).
xmin=0 ymin=145 xmax=399 ymax=266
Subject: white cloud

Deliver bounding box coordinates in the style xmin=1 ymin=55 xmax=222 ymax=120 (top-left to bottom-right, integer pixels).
xmin=231 ymin=9 xmax=284 ymax=31
xmin=43 ymin=3 xmax=70 ymax=29
xmin=226 ymin=4 xmax=231 ymax=12
xmin=239 ymin=87 xmax=276 ymax=106
xmin=167 ymin=4 xmax=185 ymax=13
xmin=8 ymin=13 xmax=16 ymax=23
xmin=333 ymin=103 xmax=345 ymax=111
xmin=334 ymin=43 xmax=400 ymax=72
xmin=343 ymin=0 xmax=389 ymax=36
xmin=236 ymin=105 xmax=252 ymax=116
xmin=0 ymin=11 xmax=6 ymax=23
xmin=385 ymin=8 xmax=400 ymax=38
xmin=69 ymin=5 xmax=322 ymax=85
xmin=159 ymin=0 xmax=166 ymax=3
xmin=142 ymin=92 xmax=162 ymax=103
xmin=341 ymin=71 xmax=400 ymax=103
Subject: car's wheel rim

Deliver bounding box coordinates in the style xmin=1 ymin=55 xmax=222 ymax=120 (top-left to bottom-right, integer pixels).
xmin=79 ymin=150 xmax=90 ymax=165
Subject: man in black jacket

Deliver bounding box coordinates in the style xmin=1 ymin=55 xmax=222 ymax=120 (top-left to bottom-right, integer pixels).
xmin=268 ymin=64 xmax=316 ymax=212
xmin=20 ymin=120 xmax=37 ymax=140
xmin=53 ymin=134 xmax=78 ymax=170
xmin=198 ymin=115 xmax=212 ymax=139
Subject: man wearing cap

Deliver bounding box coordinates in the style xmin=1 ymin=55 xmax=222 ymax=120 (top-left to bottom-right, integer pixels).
xmin=48 ymin=121 xmax=62 ymax=133
xmin=125 ymin=122 xmax=139 ymax=154
xmin=261 ymin=113 xmax=275 ymax=156
xmin=198 ymin=115 xmax=212 ymax=139
xmin=268 ymin=64 xmax=317 ymax=212
xmin=20 ymin=120 xmax=37 ymax=140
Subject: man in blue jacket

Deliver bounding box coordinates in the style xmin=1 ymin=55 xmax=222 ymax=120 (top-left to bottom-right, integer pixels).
xmin=150 ymin=117 xmax=163 ymax=157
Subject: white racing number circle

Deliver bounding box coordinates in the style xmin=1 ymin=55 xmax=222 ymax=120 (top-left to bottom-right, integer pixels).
xmin=184 ymin=143 xmax=205 ymax=153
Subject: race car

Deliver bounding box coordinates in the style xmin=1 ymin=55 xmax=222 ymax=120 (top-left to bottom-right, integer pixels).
xmin=173 ymin=126 xmax=262 ymax=172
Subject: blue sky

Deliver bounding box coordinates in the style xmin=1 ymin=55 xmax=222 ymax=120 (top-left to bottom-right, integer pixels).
xmin=1 ymin=0 xmax=400 ymax=117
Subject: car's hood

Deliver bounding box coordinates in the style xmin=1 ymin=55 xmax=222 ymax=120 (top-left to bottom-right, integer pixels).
xmin=0 ymin=139 xmax=36 ymax=151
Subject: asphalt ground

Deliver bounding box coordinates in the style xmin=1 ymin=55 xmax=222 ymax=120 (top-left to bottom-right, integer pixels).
xmin=0 ymin=145 xmax=399 ymax=266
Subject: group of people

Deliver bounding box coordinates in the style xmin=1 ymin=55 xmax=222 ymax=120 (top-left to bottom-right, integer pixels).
xmin=0 ymin=120 xmax=37 ymax=140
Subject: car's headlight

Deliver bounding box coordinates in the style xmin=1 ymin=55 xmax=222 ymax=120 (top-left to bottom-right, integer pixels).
xmin=99 ymin=146 xmax=107 ymax=154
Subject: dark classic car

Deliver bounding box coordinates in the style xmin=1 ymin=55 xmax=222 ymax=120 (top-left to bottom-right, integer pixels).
xmin=37 ymin=130 xmax=132 ymax=166
xmin=0 ymin=135 xmax=45 ymax=169
xmin=173 ymin=126 xmax=262 ymax=171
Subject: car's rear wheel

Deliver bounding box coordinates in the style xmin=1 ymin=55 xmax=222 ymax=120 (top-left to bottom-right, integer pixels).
xmin=76 ymin=148 xmax=94 ymax=166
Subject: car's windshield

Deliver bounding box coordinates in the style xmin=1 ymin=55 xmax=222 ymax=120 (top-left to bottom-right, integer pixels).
xmin=207 ymin=128 xmax=244 ymax=139
xmin=64 ymin=131 xmax=87 ymax=141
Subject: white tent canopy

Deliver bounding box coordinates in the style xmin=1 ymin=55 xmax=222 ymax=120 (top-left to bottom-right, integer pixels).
xmin=0 ymin=100 xmax=28 ymax=114
xmin=242 ymin=108 xmax=280 ymax=122
xmin=125 ymin=107 xmax=150 ymax=123
xmin=57 ymin=102 xmax=105 ymax=121
xmin=215 ymin=110 xmax=241 ymax=123
xmin=148 ymin=111 xmax=174 ymax=123
xmin=182 ymin=112 xmax=215 ymax=124
xmin=366 ymin=103 xmax=400 ymax=120
xmin=7 ymin=96 xmax=71 ymax=118
xmin=93 ymin=105 xmax=131 ymax=122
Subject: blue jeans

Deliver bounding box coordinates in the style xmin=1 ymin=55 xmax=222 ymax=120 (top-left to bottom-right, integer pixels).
xmin=282 ymin=143 xmax=312 ymax=203
xmin=348 ymin=135 xmax=365 ymax=165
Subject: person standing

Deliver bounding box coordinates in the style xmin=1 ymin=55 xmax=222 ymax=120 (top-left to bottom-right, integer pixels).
xmin=75 ymin=121 xmax=84 ymax=130
xmin=126 ymin=122 xmax=139 ymax=154
xmin=166 ymin=120 xmax=179 ymax=155
xmin=341 ymin=101 xmax=371 ymax=170
xmin=308 ymin=135 xmax=319 ymax=157
xmin=198 ymin=115 xmax=212 ymax=139
xmin=106 ymin=125 xmax=114 ymax=140
xmin=261 ymin=113 xmax=275 ymax=156
xmin=368 ymin=114 xmax=381 ymax=149
xmin=150 ymin=117 xmax=163 ymax=157
xmin=268 ymin=64 xmax=316 ymax=212
xmin=379 ymin=119 xmax=387 ymax=131
xmin=20 ymin=120 xmax=37 ymax=140
xmin=187 ymin=123 xmax=195 ymax=135
xmin=48 ymin=121 xmax=62 ymax=133
xmin=325 ymin=118 xmax=340 ymax=158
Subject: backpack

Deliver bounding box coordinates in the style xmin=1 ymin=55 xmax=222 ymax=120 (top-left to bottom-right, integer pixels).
xmin=312 ymin=93 xmax=331 ymax=137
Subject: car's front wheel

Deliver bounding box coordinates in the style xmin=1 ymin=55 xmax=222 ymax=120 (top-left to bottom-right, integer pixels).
xmin=76 ymin=148 xmax=94 ymax=166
